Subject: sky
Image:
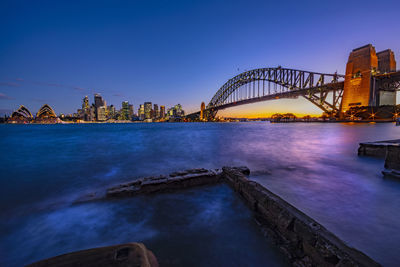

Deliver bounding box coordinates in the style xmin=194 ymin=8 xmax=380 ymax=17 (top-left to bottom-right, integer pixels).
xmin=1 ymin=0 xmax=400 ymax=117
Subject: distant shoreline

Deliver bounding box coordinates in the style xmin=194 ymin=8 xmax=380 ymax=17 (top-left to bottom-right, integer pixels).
xmin=2 ymin=120 xmax=398 ymax=125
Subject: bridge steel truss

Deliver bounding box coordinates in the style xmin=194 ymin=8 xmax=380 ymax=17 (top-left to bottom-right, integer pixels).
xmin=207 ymin=67 xmax=345 ymax=117
xmin=374 ymin=71 xmax=400 ymax=92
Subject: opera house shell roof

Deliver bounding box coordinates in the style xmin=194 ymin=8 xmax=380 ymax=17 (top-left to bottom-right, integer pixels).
xmin=9 ymin=104 xmax=60 ymax=123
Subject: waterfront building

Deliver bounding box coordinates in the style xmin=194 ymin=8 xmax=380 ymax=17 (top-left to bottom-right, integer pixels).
xmin=153 ymin=104 xmax=159 ymax=119
xmin=138 ymin=104 xmax=145 ymax=120
xmin=144 ymin=102 xmax=152 ymax=120
xmin=94 ymin=94 xmax=107 ymax=121
xmin=35 ymin=104 xmax=60 ymax=123
xmin=36 ymin=104 xmax=57 ymax=119
xmin=108 ymin=105 xmax=116 ymax=119
xmin=94 ymin=94 xmax=105 ymax=108
xmin=80 ymin=96 xmax=93 ymax=121
xmin=9 ymin=105 xmax=33 ymax=123
xmin=96 ymin=106 xmax=107 ymax=121
xmin=82 ymin=96 xmax=89 ymax=110
xmin=121 ymin=101 xmax=131 ymax=120
xmin=168 ymin=104 xmax=185 ymax=117
xmin=129 ymin=104 xmax=134 ymax=118
xmin=160 ymin=105 xmax=165 ymax=119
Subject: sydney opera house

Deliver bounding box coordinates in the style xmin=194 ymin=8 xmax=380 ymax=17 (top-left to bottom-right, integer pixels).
xmin=8 ymin=104 xmax=61 ymax=124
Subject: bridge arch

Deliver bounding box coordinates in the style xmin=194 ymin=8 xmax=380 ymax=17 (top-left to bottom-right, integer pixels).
xmin=207 ymin=67 xmax=345 ymax=117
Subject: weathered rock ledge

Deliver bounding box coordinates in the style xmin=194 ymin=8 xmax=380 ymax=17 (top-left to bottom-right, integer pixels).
xmin=358 ymin=140 xmax=400 ymax=179
xmin=358 ymin=140 xmax=399 ymax=157
xmin=106 ymin=167 xmax=249 ymax=198
xmin=27 ymin=242 xmax=158 ymax=267
xmin=223 ymin=167 xmax=380 ymax=267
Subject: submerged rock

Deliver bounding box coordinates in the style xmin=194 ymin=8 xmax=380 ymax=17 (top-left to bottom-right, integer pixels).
xmin=27 ymin=243 xmax=158 ymax=267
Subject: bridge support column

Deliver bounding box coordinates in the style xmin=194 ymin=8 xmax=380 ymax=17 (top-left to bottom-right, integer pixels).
xmin=342 ymin=44 xmax=378 ymax=113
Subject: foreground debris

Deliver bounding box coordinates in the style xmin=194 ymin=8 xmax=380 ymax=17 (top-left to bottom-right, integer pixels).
xmin=27 ymin=243 xmax=158 ymax=267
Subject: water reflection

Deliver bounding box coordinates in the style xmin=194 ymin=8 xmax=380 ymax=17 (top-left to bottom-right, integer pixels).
xmin=0 ymin=122 xmax=399 ymax=266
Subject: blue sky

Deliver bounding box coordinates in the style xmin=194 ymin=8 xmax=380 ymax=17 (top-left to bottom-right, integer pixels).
xmin=1 ymin=0 xmax=399 ymax=116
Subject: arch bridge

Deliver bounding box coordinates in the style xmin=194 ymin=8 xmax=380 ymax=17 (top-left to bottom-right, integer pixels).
xmin=200 ymin=67 xmax=345 ymax=119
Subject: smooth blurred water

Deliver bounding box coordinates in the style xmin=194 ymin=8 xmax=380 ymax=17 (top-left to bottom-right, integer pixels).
xmin=0 ymin=122 xmax=399 ymax=266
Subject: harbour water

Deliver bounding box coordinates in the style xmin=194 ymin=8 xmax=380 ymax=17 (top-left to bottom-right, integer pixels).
xmin=0 ymin=122 xmax=399 ymax=266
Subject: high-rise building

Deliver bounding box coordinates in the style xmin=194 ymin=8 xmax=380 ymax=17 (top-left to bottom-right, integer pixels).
xmin=82 ymin=96 xmax=89 ymax=110
xmin=160 ymin=105 xmax=165 ymax=119
xmin=94 ymin=94 xmax=105 ymax=108
xmin=121 ymin=101 xmax=131 ymax=120
xmin=80 ymin=95 xmax=92 ymax=121
xmin=97 ymin=106 xmax=107 ymax=121
xmin=129 ymin=104 xmax=134 ymax=118
xmin=94 ymin=94 xmax=106 ymax=121
xmin=108 ymin=105 xmax=116 ymax=119
xmin=153 ymin=104 xmax=159 ymax=119
xmin=174 ymin=104 xmax=185 ymax=117
xmin=144 ymin=102 xmax=152 ymax=120
xmin=167 ymin=104 xmax=185 ymax=118
xmin=139 ymin=104 xmax=145 ymax=120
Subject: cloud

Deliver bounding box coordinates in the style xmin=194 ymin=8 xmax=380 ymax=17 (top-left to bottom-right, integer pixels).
xmin=31 ymin=98 xmax=47 ymax=103
xmin=0 ymin=82 xmax=20 ymax=87
xmin=33 ymin=81 xmax=64 ymax=88
xmin=113 ymin=93 xmax=125 ymax=97
xmin=0 ymin=93 xmax=14 ymax=100
xmin=10 ymin=77 xmax=90 ymax=93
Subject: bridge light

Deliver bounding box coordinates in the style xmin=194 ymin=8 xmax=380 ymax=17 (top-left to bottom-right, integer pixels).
xmin=369 ymin=113 xmax=376 ymax=120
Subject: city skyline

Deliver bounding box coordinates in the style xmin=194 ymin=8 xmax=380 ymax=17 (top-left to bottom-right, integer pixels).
xmin=1 ymin=0 xmax=400 ymax=117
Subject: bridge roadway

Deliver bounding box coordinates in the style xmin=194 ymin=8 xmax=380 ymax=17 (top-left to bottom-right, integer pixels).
xmin=207 ymin=81 xmax=344 ymax=112
xmin=186 ymin=68 xmax=400 ymax=120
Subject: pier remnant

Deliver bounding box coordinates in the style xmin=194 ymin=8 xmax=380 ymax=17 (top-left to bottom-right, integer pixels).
xmin=222 ymin=167 xmax=380 ymax=267
xmin=104 ymin=166 xmax=380 ymax=266
xmin=358 ymin=139 xmax=400 ymax=178
xmin=35 ymin=166 xmax=381 ymax=266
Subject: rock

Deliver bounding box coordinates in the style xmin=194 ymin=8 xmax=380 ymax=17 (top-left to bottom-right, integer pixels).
xmin=384 ymin=145 xmax=400 ymax=171
xmin=185 ymin=168 xmax=208 ymax=174
xmin=222 ymin=167 xmax=380 ymax=267
xmin=106 ymin=168 xmax=224 ymax=198
xmin=27 ymin=242 xmax=158 ymax=267
xmin=228 ymin=166 xmax=250 ymax=175
xmin=169 ymin=171 xmax=188 ymax=177
xmin=382 ymin=169 xmax=400 ymax=179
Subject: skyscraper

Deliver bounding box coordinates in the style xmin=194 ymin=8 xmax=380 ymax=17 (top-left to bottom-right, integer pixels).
xmin=82 ymin=96 xmax=89 ymax=110
xmin=80 ymin=96 xmax=92 ymax=121
xmin=97 ymin=106 xmax=107 ymax=121
xmin=144 ymin=102 xmax=152 ymax=120
xmin=139 ymin=104 xmax=145 ymax=120
xmin=108 ymin=105 xmax=116 ymax=119
xmin=94 ymin=94 xmax=106 ymax=121
xmin=153 ymin=104 xmax=159 ymax=119
xmin=94 ymin=94 xmax=105 ymax=108
xmin=121 ymin=101 xmax=131 ymax=120
xmin=129 ymin=104 xmax=134 ymax=118
xmin=160 ymin=105 xmax=165 ymax=119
